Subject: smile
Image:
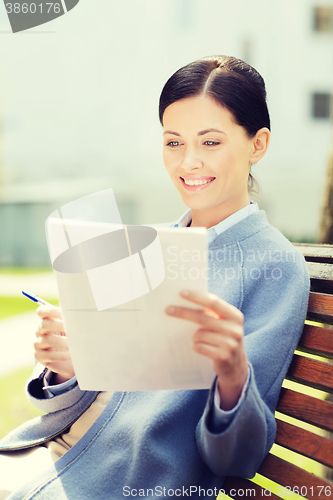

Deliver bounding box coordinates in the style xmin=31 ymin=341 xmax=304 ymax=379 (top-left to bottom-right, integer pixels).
xmin=180 ymin=176 xmax=215 ymax=191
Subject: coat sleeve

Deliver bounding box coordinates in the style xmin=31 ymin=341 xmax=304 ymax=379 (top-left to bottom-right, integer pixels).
xmin=26 ymin=362 xmax=95 ymax=414
xmin=195 ymin=247 xmax=310 ymax=478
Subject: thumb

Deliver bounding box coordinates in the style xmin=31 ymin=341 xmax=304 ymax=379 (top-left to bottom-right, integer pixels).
xmin=36 ymin=305 xmax=62 ymax=320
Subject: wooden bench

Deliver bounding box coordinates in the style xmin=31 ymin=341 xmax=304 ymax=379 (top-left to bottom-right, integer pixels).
xmin=223 ymin=243 xmax=333 ymax=500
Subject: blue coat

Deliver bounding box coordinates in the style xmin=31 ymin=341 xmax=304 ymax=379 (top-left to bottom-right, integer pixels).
xmin=0 ymin=211 xmax=310 ymax=499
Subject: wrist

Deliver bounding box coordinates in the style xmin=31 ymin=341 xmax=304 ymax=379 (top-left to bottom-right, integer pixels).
xmin=51 ymin=372 xmax=74 ymax=385
xmin=217 ymin=364 xmax=249 ymax=411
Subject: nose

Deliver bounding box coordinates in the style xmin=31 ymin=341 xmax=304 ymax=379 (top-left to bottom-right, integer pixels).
xmin=181 ymin=146 xmax=204 ymax=171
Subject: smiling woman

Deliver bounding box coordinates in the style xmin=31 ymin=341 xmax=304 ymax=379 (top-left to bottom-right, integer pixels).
xmin=0 ymin=56 xmax=310 ymax=500
xmin=160 ymin=55 xmax=270 ymax=229
xmin=162 ymin=96 xmax=270 ymax=228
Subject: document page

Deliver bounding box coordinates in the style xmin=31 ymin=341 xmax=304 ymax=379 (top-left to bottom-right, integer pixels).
xmin=47 ymin=219 xmax=215 ymax=391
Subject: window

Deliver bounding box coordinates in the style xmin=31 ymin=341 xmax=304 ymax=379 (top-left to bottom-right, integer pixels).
xmin=311 ymin=92 xmax=332 ymax=119
xmin=313 ymin=6 xmax=333 ymax=32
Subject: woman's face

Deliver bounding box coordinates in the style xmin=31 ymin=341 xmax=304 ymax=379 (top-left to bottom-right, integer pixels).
xmin=162 ymin=95 xmax=257 ymax=224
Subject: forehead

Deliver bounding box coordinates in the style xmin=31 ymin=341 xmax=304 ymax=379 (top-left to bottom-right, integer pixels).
xmin=162 ymin=95 xmax=235 ymax=131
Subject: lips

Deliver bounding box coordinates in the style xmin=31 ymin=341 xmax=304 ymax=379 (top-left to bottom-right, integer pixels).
xmin=180 ymin=176 xmax=215 ymax=191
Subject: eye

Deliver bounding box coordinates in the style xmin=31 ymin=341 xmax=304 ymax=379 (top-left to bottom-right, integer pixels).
xmin=166 ymin=141 xmax=181 ymax=147
xmin=204 ymin=140 xmax=220 ymax=146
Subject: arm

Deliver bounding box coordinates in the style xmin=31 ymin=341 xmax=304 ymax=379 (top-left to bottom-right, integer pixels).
xmin=166 ymin=251 xmax=310 ymax=478
xmin=203 ymin=252 xmax=310 ymax=477
xmin=27 ymin=306 xmax=88 ymax=413
xmin=166 ymin=290 xmax=248 ymax=411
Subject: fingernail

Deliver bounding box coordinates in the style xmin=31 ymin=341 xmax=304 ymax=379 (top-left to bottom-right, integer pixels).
xmin=180 ymin=290 xmax=190 ymax=296
xmin=166 ymin=306 xmax=175 ymax=314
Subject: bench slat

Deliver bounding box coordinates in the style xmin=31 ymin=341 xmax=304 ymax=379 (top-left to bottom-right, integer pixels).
xmin=286 ymin=354 xmax=333 ymax=393
xmin=307 ymin=292 xmax=333 ymax=324
xmin=307 ymin=262 xmax=333 ymax=294
xmin=307 ymin=262 xmax=333 ymax=281
xmin=225 ymin=246 xmax=333 ymax=495
xmin=258 ymin=454 xmax=333 ymax=500
xmin=275 ymin=419 xmax=333 ymax=468
xmin=293 ymin=243 xmax=333 ymax=264
xmin=277 ymin=388 xmax=333 ymax=432
xmin=298 ymin=324 xmax=333 ymax=359
xmin=223 ymin=476 xmax=281 ymax=500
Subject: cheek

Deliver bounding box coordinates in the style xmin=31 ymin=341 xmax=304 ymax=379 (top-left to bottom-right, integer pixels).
xmin=163 ymin=151 xmax=178 ymax=173
xmin=219 ymin=147 xmax=249 ymax=174
xmin=162 ymin=150 xmax=169 ymax=168
xmin=212 ymin=150 xmax=235 ymax=174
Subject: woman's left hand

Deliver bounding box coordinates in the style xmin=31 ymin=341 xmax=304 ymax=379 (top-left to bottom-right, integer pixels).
xmin=165 ymin=290 xmax=249 ymax=411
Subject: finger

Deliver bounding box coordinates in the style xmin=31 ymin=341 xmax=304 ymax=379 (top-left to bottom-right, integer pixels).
xmin=36 ymin=305 xmax=62 ymax=320
xmin=35 ymin=349 xmax=71 ymax=365
xmin=166 ymin=305 xmax=242 ymax=337
xmin=192 ymin=341 xmax=222 ymax=361
xmin=34 ymin=334 xmax=68 ymax=351
xmin=193 ymin=337 xmax=240 ymax=363
xmin=166 ymin=305 xmax=217 ymax=329
xmin=40 ymin=318 xmax=64 ymax=332
xmin=179 ymin=290 xmax=244 ymax=324
xmin=193 ymin=326 xmax=243 ymax=346
xmin=36 ymin=318 xmax=65 ymax=337
xmin=193 ymin=328 xmax=219 ymax=347
xmin=36 ymin=361 xmax=74 ymax=380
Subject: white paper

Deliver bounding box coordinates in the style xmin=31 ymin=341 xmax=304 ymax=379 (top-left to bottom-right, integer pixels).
xmin=47 ymin=219 xmax=215 ymax=391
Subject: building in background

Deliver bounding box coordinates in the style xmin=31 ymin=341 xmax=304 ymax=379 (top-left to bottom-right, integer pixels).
xmin=0 ymin=0 xmax=332 ymax=265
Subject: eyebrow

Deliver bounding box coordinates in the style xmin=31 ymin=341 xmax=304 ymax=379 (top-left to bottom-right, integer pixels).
xmin=163 ymin=128 xmax=226 ymax=136
xmin=198 ymin=128 xmax=226 ymax=136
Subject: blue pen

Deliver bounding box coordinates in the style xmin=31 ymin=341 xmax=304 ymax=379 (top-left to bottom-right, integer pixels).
xmin=22 ymin=290 xmax=64 ymax=335
xmin=22 ymin=289 xmax=53 ymax=307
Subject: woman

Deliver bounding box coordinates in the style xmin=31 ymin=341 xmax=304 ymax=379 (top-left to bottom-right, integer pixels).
xmin=0 ymin=55 xmax=309 ymax=499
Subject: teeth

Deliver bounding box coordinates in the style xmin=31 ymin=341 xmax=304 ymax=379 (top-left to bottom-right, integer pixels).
xmin=183 ymin=178 xmax=213 ymax=186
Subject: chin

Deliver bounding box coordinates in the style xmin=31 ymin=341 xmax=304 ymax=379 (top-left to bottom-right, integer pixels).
xmin=180 ymin=196 xmax=215 ymax=211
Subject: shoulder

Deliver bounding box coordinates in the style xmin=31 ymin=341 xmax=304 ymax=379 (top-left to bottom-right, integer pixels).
xmin=234 ymin=210 xmax=307 ymax=271
xmin=211 ymin=210 xmax=307 ymax=272
xmin=235 ymin=212 xmax=310 ymax=311
xmin=224 ymin=211 xmax=309 ymax=304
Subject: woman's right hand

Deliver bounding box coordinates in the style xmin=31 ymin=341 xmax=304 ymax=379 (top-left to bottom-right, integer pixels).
xmin=34 ymin=305 xmax=75 ymax=385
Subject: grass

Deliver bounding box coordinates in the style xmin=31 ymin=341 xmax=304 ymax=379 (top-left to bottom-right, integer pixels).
xmin=0 ymin=296 xmax=59 ymax=320
xmin=0 ymin=267 xmax=52 ymax=274
xmin=0 ymin=267 xmax=58 ymax=319
xmin=0 ymin=292 xmax=58 ymax=438
xmin=0 ymin=365 xmax=44 ymax=439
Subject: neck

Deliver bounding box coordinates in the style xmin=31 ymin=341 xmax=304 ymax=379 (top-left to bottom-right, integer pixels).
xmin=190 ymin=195 xmax=251 ymax=229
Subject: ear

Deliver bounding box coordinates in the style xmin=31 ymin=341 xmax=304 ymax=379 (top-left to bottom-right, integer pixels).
xmin=250 ymin=127 xmax=270 ymax=164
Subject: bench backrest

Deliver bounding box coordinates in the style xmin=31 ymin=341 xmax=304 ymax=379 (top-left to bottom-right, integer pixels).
xmin=223 ymin=243 xmax=333 ymax=500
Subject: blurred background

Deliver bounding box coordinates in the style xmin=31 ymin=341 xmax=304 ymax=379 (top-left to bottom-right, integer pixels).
xmin=0 ymin=0 xmax=332 ymax=267
xmin=0 ymin=0 xmax=332 ymax=489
